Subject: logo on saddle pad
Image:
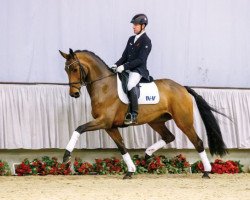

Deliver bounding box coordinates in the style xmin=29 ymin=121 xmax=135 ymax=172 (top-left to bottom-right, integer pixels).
xmin=146 ymin=96 xmax=156 ymax=101
xmin=117 ymin=75 xmax=160 ymax=104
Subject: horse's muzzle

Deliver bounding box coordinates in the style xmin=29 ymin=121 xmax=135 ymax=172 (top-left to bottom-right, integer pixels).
xmin=70 ymin=92 xmax=80 ymax=98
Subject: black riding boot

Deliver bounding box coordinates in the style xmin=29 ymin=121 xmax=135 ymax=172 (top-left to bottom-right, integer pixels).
xmin=124 ymin=87 xmax=138 ymax=125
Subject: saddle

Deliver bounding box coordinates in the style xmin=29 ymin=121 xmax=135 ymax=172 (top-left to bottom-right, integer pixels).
xmin=117 ymin=72 xmax=160 ymax=105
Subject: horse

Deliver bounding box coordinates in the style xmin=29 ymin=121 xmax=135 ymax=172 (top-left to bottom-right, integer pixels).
xmin=59 ymin=48 xmax=228 ymax=179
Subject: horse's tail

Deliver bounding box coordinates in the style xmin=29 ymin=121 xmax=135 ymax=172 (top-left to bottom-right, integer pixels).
xmin=184 ymin=86 xmax=228 ymax=157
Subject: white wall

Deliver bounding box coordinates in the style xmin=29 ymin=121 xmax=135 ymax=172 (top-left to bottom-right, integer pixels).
xmin=0 ymin=0 xmax=250 ymax=87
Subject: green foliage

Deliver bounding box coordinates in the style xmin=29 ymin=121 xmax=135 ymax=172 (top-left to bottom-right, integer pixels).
xmin=0 ymin=160 xmax=11 ymax=176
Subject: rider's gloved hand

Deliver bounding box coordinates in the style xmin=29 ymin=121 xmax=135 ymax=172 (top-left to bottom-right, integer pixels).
xmin=116 ymin=65 xmax=124 ymax=73
xmin=110 ymin=64 xmax=117 ymax=72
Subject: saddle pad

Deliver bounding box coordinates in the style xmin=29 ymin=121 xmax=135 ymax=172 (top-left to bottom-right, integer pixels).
xmin=117 ymin=74 xmax=160 ymax=104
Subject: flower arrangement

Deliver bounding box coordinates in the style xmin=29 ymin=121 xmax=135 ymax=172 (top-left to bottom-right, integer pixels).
xmin=191 ymin=160 xmax=204 ymax=173
xmin=163 ymin=154 xmax=190 ymax=174
xmin=132 ymin=155 xmax=148 ymax=174
xmin=212 ymin=159 xmax=243 ymax=174
xmin=191 ymin=159 xmax=244 ymax=174
xmin=145 ymin=155 xmax=167 ymax=174
xmin=74 ymin=155 xmax=188 ymax=175
xmin=74 ymin=157 xmax=126 ymax=175
xmin=132 ymin=154 xmax=190 ymax=174
xmin=2 ymin=154 xmax=244 ymax=176
xmin=93 ymin=157 xmax=125 ymax=175
xmin=0 ymin=160 xmax=11 ymax=176
xmin=15 ymin=158 xmax=32 ymax=175
xmin=15 ymin=156 xmax=71 ymax=176
xmin=74 ymin=157 xmax=93 ymax=175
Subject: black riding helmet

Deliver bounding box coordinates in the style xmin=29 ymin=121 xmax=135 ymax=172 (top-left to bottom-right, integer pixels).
xmin=130 ymin=14 xmax=148 ymax=26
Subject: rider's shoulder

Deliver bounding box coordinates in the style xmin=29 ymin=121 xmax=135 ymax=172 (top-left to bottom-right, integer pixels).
xmin=141 ymin=33 xmax=151 ymax=45
xmin=142 ymin=33 xmax=151 ymax=41
xmin=128 ymin=35 xmax=136 ymax=41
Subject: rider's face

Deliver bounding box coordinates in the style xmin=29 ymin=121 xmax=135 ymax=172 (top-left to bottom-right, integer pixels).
xmin=133 ymin=23 xmax=145 ymax=34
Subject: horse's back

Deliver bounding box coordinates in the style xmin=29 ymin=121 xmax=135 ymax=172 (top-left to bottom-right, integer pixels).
xmin=154 ymin=78 xmax=193 ymax=114
xmin=154 ymin=78 xmax=189 ymax=97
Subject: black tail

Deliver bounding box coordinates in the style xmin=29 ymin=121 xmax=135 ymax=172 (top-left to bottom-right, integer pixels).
xmin=184 ymin=86 xmax=228 ymax=157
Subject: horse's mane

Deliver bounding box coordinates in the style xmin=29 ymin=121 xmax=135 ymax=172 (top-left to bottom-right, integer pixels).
xmin=74 ymin=50 xmax=114 ymax=73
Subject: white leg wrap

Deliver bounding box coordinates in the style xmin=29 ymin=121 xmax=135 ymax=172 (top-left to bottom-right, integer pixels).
xmin=122 ymin=153 xmax=136 ymax=172
xmin=66 ymin=131 xmax=80 ymax=152
xmin=199 ymin=150 xmax=212 ymax=172
xmin=145 ymin=139 xmax=166 ymax=156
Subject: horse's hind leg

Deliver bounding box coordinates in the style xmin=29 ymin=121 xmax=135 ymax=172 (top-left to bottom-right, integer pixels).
xmin=176 ymin=122 xmax=212 ymax=178
xmin=170 ymin=92 xmax=212 ymax=178
xmin=146 ymin=121 xmax=175 ymax=158
xmin=105 ymin=128 xmax=135 ymax=179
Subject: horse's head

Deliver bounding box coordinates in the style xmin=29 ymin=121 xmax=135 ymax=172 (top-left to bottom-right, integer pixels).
xmin=59 ymin=48 xmax=87 ymax=98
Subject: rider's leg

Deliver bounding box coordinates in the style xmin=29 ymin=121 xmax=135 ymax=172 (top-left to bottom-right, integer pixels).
xmin=127 ymin=71 xmax=142 ymax=91
xmin=124 ymin=72 xmax=142 ymax=125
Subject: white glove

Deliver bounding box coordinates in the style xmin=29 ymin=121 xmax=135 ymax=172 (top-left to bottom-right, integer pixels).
xmin=110 ymin=64 xmax=117 ymax=72
xmin=116 ymin=65 xmax=124 ymax=73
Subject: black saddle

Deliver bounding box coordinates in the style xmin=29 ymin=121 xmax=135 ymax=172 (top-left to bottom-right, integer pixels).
xmin=118 ymin=72 xmax=154 ymax=97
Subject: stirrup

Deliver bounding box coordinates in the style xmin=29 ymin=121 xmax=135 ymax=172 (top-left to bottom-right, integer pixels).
xmin=124 ymin=113 xmax=138 ymax=125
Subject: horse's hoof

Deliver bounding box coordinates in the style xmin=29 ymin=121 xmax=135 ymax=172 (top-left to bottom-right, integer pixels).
xmin=202 ymin=172 xmax=211 ymax=179
xmin=123 ymin=172 xmax=133 ymax=179
xmin=63 ymin=150 xmax=71 ymax=164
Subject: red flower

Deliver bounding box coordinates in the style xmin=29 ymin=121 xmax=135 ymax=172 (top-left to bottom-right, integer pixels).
xmin=113 ymin=158 xmax=120 ymax=164
xmin=135 ymin=160 xmax=140 ymax=165
xmin=184 ymin=162 xmax=190 ymax=167
xmin=74 ymin=161 xmax=79 ymax=167
xmin=155 ymin=156 xmax=161 ymax=164
xmin=197 ymin=161 xmax=204 ymax=171
xmin=140 ymin=160 xmax=146 ymax=166
xmin=104 ymin=158 xmax=111 ymax=163
xmin=115 ymin=166 xmax=121 ymax=172
xmin=95 ymin=159 xmax=102 ymax=164
xmin=149 ymin=163 xmax=157 ymax=170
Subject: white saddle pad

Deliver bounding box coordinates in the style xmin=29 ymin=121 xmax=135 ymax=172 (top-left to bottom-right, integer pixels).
xmin=117 ymin=74 xmax=160 ymax=104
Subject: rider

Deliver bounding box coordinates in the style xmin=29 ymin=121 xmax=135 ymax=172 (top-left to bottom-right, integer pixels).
xmin=111 ymin=14 xmax=152 ymax=125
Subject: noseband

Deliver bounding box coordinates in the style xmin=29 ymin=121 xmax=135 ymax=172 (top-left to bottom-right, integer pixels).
xmin=65 ymin=58 xmax=87 ymax=90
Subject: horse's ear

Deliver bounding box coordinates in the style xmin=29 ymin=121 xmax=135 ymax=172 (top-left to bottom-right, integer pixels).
xmin=69 ymin=48 xmax=75 ymax=56
xmin=59 ymin=50 xmax=69 ymax=59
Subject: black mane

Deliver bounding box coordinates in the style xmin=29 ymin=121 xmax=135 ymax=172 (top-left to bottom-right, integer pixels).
xmin=74 ymin=50 xmax=114 ymax=73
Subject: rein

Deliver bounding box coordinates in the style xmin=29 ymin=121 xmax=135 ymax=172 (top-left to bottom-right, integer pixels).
xmin=65 ymin=56 xmax=115 ymax=90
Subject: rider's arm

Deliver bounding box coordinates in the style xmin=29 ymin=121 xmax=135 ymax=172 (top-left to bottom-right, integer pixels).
xmin=123 ymin=38 xmax=151 ymax=70
xmin=115 ymin=38 xmax=131 ymax=66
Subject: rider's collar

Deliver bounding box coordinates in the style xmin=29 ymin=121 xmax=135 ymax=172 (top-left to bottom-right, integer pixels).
xmin=134 ymin=30 xmax=145 ymax=43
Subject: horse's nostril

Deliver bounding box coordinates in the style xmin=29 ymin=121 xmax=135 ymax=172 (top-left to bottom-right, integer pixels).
xmin=74 ymin=92 xmax=80 ymax=97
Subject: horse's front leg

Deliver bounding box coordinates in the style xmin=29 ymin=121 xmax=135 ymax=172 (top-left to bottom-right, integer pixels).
xmin=63 ymin=117 xmax=108 ymax=164
xmin=105 ymin=128 xmax=136 ymax=179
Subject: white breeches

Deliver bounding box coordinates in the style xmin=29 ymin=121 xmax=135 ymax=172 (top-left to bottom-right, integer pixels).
xmin=127 ymin=71 xmax=142 ymax=91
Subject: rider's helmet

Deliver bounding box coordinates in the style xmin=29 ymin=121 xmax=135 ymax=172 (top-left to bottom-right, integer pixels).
xmin=130 ymin=14 xmax=148 ymax=26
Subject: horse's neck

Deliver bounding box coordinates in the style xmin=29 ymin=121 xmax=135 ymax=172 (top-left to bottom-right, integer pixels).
xmin=78 ymin=53 xmax=111 ymax=83
xmin=78 ymin=53 xmax=116 ymax=101
xmin=86 ymin=74 xmax=117 ymax=106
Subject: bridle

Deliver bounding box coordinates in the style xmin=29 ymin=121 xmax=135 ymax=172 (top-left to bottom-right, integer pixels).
xmin=65 ymin=55 xmax=115 ymax=91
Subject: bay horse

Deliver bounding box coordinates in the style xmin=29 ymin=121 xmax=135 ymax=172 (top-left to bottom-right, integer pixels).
xmin=59 ymin=48 xmax=228 ymax=179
